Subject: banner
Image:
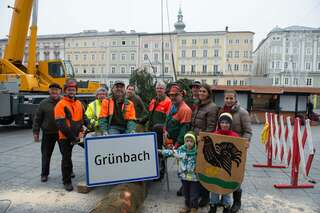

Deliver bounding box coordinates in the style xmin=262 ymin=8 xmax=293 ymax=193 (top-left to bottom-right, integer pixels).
xmin=196 ymin=132 xmax=248 ymax=194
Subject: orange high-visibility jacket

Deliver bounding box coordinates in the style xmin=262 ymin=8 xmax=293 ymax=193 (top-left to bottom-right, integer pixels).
xmin=99 ymin=97 xmax=136 ymax=132
xmin=54 ymin=96 xmax=84 ymax=141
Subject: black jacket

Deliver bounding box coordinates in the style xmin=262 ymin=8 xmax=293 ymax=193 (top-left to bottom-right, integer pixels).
xmin=32 ymin=97 xmax=60 ymax=134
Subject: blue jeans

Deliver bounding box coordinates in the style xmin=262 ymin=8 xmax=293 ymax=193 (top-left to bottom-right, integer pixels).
xmin=210 ymin=192 xmax=232 ymax=206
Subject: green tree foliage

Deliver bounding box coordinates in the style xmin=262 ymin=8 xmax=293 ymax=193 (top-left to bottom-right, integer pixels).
xmin=129 ymin=68 xmax=156 ymax=105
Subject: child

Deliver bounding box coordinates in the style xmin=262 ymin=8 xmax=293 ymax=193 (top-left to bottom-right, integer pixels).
xmin=160 ymin=131 xmax=200 ymax=213
xmin=209 ymin=112 xmax=239 ymax=213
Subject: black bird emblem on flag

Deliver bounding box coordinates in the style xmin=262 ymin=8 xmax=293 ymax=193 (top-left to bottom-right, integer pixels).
xmin=203 ymin=136 xmax=242 ymax=176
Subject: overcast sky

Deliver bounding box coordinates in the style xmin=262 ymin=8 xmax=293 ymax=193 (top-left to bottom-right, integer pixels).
xmin=1 ymin=0 xmax=319 ymax=49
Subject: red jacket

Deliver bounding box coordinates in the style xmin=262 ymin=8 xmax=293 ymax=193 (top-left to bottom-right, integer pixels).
xmin=212 ymin=129 xmax=240 ymax=137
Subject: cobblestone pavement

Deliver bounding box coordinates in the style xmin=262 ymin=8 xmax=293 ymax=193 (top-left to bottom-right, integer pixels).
xmin=140 ymin=124 xmax=320 ymax=213
xmin=0 ymin=126 xmax=111 ymax=213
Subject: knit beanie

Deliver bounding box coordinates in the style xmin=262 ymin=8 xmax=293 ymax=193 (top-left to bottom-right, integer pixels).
xmin=184 ymin=131 xmax=197 ymax=144
xmin=218 ymin=112 xmax=233 ymax=125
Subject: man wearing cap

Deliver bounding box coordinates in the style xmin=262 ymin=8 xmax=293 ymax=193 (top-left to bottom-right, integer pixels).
xmin=166 ymin=84 xmax=192 ymax=148
xmin=54 ymin=79 xmax=85 ymax=191
xmin=99 ymin=81 xmax=136 ymax=134
xmin=33 ymin=83 xmax=62 ymax=183
xmin=188 ymin=81 xmax=201 ymax=111
xmin=85 ymin=87 xmax=108 ymax=132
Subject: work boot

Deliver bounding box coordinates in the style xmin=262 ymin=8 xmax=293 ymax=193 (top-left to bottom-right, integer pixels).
xmin=190 ymin=208 xmax=197 ymax=213
xmin=208 ymin=204 xmax=217 ymax=213
xmin=177 ymin=185 xmax=184 ymax=196
xmin=71 ymin=172 xmax=75 ymax=178
xmin=40 ymin=176 xmax=48 ymax=182
xmin=223 ymin=205 xmax=231 ymax=213
xmin=64 ymin=183 xmax=73 ymax=192
xmin=199 ymin=197 xmax=209 ymax=207
xmin=231 ymin=190 xmax=242 ymax=213
xmin=179 ymin=207 xmax=190 ymax=213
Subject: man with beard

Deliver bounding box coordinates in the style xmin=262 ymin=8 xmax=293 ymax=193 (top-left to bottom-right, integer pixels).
xmin=99 ymin=81 xmax=136 ymax=134
xmin=54 ymin=79 xmax=85 ymax=191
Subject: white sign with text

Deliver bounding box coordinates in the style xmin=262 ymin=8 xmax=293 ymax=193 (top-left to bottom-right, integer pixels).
xmin=85 ymin=132 xmax=159 ymax=187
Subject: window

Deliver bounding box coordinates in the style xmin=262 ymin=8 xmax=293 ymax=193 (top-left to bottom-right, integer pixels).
xmin=292 ymin=62 xmax=296 ymax=70
xmin=192 ymin=50 xmax=196 ymax=57
xmin=165 ymin=42 xmax=169 ymax=48
xmin=112 ymin=53 xmax=116 ymax=60
xmin=274 ymin=77 xmax=279 ymax=85
xmin=293 ymin=78 xmax=298 ymax=85
xmin=240 ymin=80 xmax=245 ymax=86
xmin=181 ymin=65 xmax=185 ymax=73
xmin=276 ymin=61 xmax=280 ymax=69
xmin=233 ymin=80 xmax=238 ymax=85
xmin=203 ymin=50 xmax=207 ymax=57
xmin=235 ymin=51 xmax=239 ymax=58
xmin=228 ymin=51 xmax=232 ymax=58
xmin=181 ymin=40 xmax=187 ymax=45
xmin=202 ymin=65 xmax=207 ymax=73
xmin=181 ymin=50 xmax=186 ymax=57
xmin=227 ymin=80 xmax=231 ymax=85
xmin=101 ymin=54 xmax=105 ymax=60
xmin=92 ymin=54 xmax=95 ymax=60
xmin=144 ymin=54 xmax=148 ymax=61
xmin=83 ymin=54 xmax=87 ymax=60
xmin=111 ymin=67 xmax=116 ymax=73
xmin=122 ymin=41 xmax=126 ymax=45
xmin=154 ymin=43 xmax=159 ymax=48
xmin=244 ymin=39 xmax=249 ymax=44
xmin=306 ymin=78 xmax=313 ymax=86
xmin=112 ymin=41 xmax=117 ymax=46
xmin=83 ymin=69 xmax=87 ymax=74
xmin=75 ymin=43 xmax=78 ymax=47
xmin=213 ymin=65 xmax=218 ymax=72
xmin=165 ymin=53 xmax=169 ymax=60
xmin=121 ymin=67 xmax=126 ymax=73
xmin=92 ymin=42 xmax=95 ymax=46
xmin=243 ymin=64 xmax=248 ymax=71
xmin=228 ymin=64 xmax=232 ymax=71
xmin=214 ymin=49 xmax=219 ymax=57
xmin=286 ymin=48 xmax=289 ymax=54
xmin=201 ymin=79 xmax=207 ymax=84
xmin=306 ymin=62 xmax=311 ymax=70
xmin=318 ymin=62 xmax=320 ymax=70
xmin=91 ymin=67 xmax=95 ymax=74
xmin=228 ymin=40 xmax=233 ymax=44
xmin=75 ymin=54 xmax=79 ymax=60
xmin=306 ymin=48 xmax=312 ymax=55
xmin=130 ymin=66 xmax=135 ymax=73
xmin=284 ymin=62 xmax=288 ymax=69
xmin=165 ymin=67 xmax=169 ymax=73
xmin=131 ymin=41 xmax=136 ymax=46
xmin=203 ymin=39 xmax=208 ymax=44
xmin=154 ymin=53 xmax=159 ymax=61
xmin=234 ymin=64 xmax=239 ymax=71
xmin=121 ymin=54 xmax=126 ymax=61
xmin=212 ymin=79 xmax=218 ymax=85
xmin=192 ymin=39 xmax=197 ymax=45
xmin=75 ymin=67 xmax=79 ymax=73
xmin=130 ymin=53 xmax=135 ymax=61
xmin=214 ymin=39 xmax=219 ymax=44
xmin=235 ymin=39 xmax=240 ymax=44
xmin=191 ymin=65 xmax=196 ymax=73
xmin=144 ymin=43 xmax=148 ymax=48
xmin=153 ymin=66 xmax=157 ymax=73
xmin=84 ymin=42 xmax=87 ymax=46
xmin=284 ymin=77 xmax=289 ymax=85
xmin=244 ymin=51 xmax=248 ymax=58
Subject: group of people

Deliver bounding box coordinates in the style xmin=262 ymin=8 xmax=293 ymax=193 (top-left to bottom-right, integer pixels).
xmin=32 ymin=78 xmax=252 ymax=213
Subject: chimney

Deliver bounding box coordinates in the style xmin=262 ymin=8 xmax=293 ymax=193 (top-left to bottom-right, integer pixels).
xmin=225 ymin=26 xmax=229 ymax=31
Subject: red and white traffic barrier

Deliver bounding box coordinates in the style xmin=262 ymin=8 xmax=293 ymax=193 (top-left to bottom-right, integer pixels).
xmin=253 ymin=112 xmax=287 ymax=168
xmin=274 ymin=118 xmax=315 ymax=189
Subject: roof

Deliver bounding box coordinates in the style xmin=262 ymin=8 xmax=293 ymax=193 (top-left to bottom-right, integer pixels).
xmin=211 ymin=85 xmax=320 ymax=95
